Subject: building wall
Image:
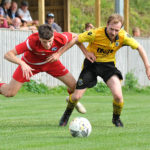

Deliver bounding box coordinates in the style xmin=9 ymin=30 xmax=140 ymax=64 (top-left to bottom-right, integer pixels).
xmin=0 ymin=29 xmax=150 ymax=87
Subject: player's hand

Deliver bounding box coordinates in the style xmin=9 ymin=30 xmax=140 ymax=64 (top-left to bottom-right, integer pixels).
xmin=20 ymin=61 xmax=34 ymax=80
xmin=146 ymin=65 xmax=150 ymax=80
xmin=46 ymin=52 xmax=60 ymax=63
xmin=85 ymin=52 xmax=96 ymax=63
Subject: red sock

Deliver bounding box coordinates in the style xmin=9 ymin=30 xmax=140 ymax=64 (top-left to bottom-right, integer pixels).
xmin=0 ymin=83 xmax=5 ymax=87
xmin=67 ymin=89 xmax=73 ymax=95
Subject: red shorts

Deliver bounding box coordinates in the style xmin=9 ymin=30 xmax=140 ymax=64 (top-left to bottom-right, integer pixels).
xmin=13 ymin=60 xmax=69 ymax=83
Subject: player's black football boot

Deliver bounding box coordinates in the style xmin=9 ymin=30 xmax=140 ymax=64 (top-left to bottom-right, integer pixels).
xmin=59 ymin=108 xmax=73 ymax=126
xmin=59 ymin=101 xmax=75 ymax=126
xmin=112 ymin=114 xmax=124 ymax=127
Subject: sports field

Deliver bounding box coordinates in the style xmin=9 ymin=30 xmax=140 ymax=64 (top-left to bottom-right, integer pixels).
xmin=0 ymin=94 xmax=150 ymax=150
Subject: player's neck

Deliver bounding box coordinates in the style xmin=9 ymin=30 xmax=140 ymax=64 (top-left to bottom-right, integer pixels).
xmin=105 ymin=27 xmax=115 ymax=43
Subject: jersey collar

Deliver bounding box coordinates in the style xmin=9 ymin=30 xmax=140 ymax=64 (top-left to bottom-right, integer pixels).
xmin=105 ymin=27 xmax=119 ymax=42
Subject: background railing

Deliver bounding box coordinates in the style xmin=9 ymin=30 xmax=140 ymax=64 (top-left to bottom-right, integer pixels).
xmin=0 ymin=29 xmax=150 ymax=86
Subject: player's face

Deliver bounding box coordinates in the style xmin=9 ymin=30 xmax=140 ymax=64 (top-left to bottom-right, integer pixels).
xmin=40 ymin=36 xmax=54 ymax=50
xmin=107 ymin=22 xmax=122 ymax=41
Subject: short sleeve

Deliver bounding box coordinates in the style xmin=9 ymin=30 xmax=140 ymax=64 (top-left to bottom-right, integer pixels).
xmin=123 ymin=32 xmax=139 ymax=49
xmin=62 ymin=32 xmax=73 ymax=43
xmin=78 ymin=29 xmax=96 ymax=43
xmin=15 ymin=41 xmax=29 ymax=54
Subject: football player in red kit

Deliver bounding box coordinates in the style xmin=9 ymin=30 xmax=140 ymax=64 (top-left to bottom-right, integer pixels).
xmin=0 ymin=24 xmax=95 ymax=117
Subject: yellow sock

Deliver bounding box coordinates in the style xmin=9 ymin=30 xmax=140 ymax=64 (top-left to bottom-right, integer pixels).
xmin=69 ymin=94 xmax=77 ymax=105
xmin=113 ymin=100 xmax=124 ymax=115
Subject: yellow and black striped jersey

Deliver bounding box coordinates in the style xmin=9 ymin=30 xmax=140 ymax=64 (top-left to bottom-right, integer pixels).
xmin=78 ymin=27 xmax=139 ymax=62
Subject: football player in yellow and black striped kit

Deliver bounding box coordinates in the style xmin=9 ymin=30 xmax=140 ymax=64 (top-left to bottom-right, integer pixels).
xmin=59 ymin=14 xmax=150 ymax=127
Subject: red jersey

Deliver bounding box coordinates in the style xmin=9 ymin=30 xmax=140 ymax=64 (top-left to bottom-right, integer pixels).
xmin=15 ymin=32 xmax=72 ymax=65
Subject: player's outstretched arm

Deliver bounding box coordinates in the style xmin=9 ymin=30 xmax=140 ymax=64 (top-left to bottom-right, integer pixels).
xmin=57 ymin=33 xmax=78 ymax=56
xmin=47 ymin=33 xmax=78 ymax=62
xmin=47 ymin=33 xmax=96 ymax=63
xmin=4 ymin=48 xmax=24 ymax=65
xmin=4 ymin=49 xmax=34 ymax=80
xmin=137 ymin=45 xmax=150 ymax=80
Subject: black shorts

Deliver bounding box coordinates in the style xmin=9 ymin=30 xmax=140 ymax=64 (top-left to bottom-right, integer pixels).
xmin=76 ymin=59 xmax=123 ymax=89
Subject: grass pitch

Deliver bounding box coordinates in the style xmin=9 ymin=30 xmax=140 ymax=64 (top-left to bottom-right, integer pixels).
xmin=0 ymin=94 xmax=150 ymax=150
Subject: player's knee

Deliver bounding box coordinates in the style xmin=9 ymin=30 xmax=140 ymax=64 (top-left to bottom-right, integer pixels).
xmin=68 ymin=87 xmax=75 ymax=94
xmin=73 ymin=94 xmax=82 ymax=101
xmin=69 ymin=84 xmax=76 ymax=93
xmin=114 ymin=94 xmax=123 ymax=102
xmin=4 ymin=91 xmax=17 ymax=97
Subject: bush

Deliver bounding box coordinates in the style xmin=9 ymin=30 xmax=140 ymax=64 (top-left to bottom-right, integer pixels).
xmin=22 ymin=80 xmax=50 ymax=94
xmin=48 ymin=86 xmax=67 ymax=95
xmin=85 ymin=82 xmax=111 ymax=95
xmin=19 ymin=76 xmax=150 ymax=95
xmin=20 ymin=80 xmax=68 ymax=95
xmin=123 ymin=72 xmax=139 ymax=90
xmin=93 ymin=82 xmax=110 ymax=93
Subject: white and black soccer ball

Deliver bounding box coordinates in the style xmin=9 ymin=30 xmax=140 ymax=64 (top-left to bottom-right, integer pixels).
xmin=69 ymin=117 xmax=92 ymax=137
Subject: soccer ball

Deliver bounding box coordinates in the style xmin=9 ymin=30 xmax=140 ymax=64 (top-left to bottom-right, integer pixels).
xmin=69 ymin=117 xmax=92 ymax=137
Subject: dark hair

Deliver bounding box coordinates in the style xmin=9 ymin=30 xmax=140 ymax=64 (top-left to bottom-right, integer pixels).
xmin=38 ymin=24 xmax=53 ymax=40
xmin=85 ymin=23 xmax=90 ymax=29
xmin=85 ymin=22 xmax=94 ymax=29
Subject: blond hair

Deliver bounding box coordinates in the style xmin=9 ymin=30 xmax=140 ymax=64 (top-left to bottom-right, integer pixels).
xmin=107 ymin=14 xmax=124 ymax=27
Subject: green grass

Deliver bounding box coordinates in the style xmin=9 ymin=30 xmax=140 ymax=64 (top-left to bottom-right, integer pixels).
xmin=0 ymin=94 xmax=150 ymax=150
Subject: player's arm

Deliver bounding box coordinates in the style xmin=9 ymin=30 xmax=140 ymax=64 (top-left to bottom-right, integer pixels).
xmin=47 ymin=33 xmax=95 ymax=62
xmin=123 ymin=32 xmax=150 ymax=80
xmin=56 ymin=33 xmax=94 ymax=58
xmin=57 ymin=33 xmax=78 ymax=56
xmin=76 ymin=30 xmax=96 ymax=62
xmin=4 ymin=40 xmax=30 ymax=65
xmin=47 ymin=33 xmax=78 ymax=62
xmin=4 ymin=48 xmax=25 ymax=65
xmin=4 ymin=45 xmax=33 ymax=80
xmin=47 ymin=32 xmax=96 ymax=63
xmin=137 ymin=45 xmax=150 ymax=80
xmin=56 ymin=32 xmax=96 ymax=62
xmin=76 ymin=39 xmax=96 ymax=63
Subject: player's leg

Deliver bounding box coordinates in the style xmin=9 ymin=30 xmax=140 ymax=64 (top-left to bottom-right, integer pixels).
xmin=59 ymin=59 xmax=97 ymax=126
xmin=0 ymin=65 xmax=26 ymax=97
xmin=45 ymin=60 xmax=84 ymax=126
xmin=0 ymin=63 xmax=38 ymax=97
xmin=56 ymin=72 xmax=76 ymax=93
xmin=106 ymin=75 xmax=124 ymax=127
xmin=0 ymin=78 xmax=23 ymax=97
xmin=45 ymin=60 xmax=87 ymax=115
xmin=56 ymin=72 xmax=86 ymax=114
xmin=59 ymin=88 xmax=87 ymax=126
